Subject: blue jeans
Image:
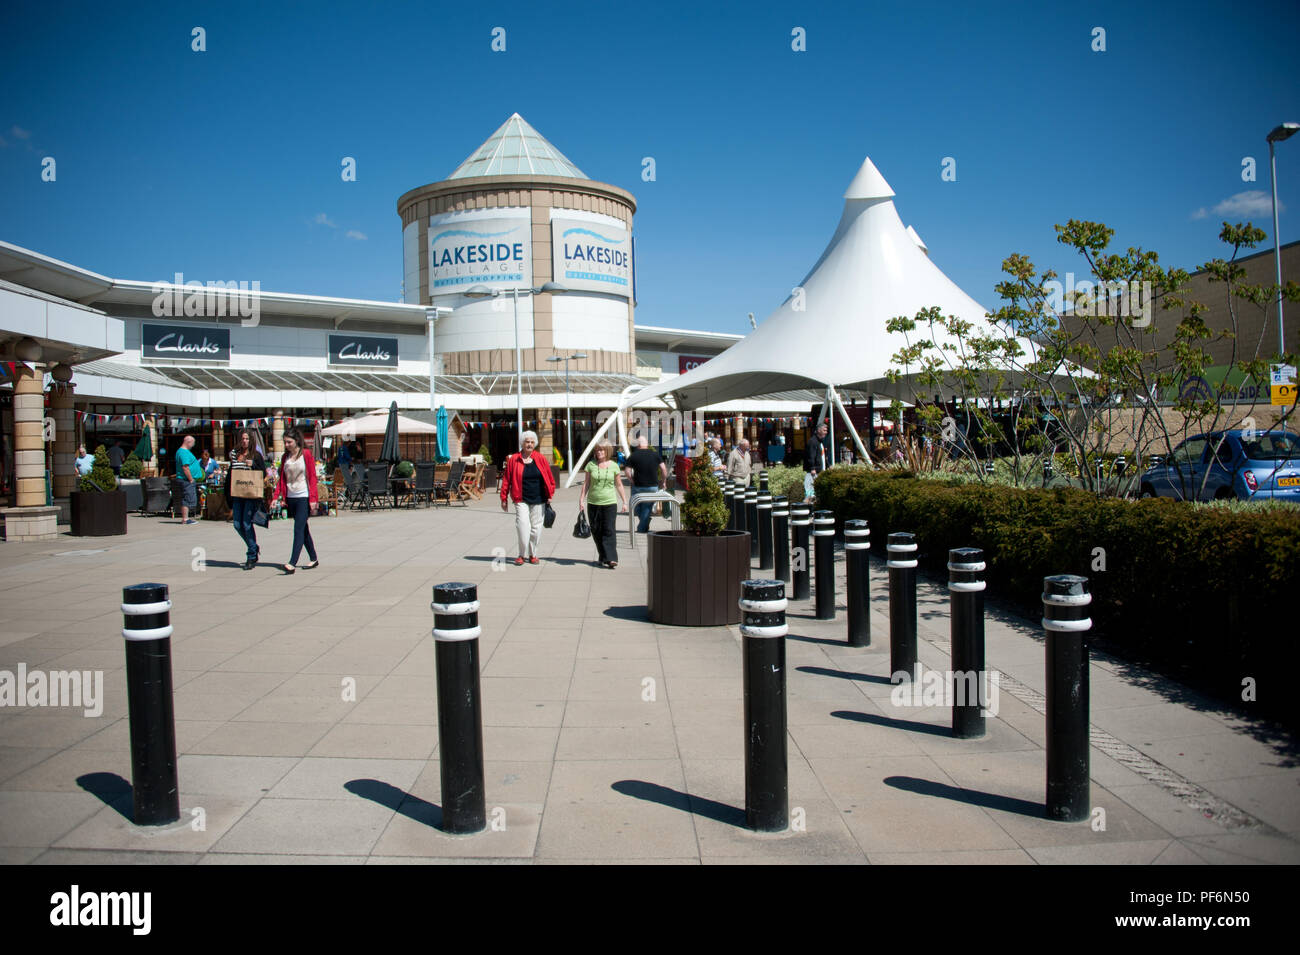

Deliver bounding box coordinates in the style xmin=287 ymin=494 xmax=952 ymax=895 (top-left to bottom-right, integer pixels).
xmin=287 ymin=497 xmax=317 ymax=566
xmin=633 ymin=485 xmax=658 ymax=532
xmin=231 ymin=497 xmax=259 ymax=561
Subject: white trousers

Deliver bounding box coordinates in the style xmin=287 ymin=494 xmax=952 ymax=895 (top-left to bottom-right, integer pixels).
xmin=515 ymin=502 xmax=545 ymax=558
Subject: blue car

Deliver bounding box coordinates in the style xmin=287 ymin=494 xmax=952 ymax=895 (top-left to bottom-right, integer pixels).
xmin=1140 ymin=429 xmax=1300 ymax=501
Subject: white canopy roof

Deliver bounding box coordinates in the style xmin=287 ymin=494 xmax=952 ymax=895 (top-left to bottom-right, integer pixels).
xmin=320 ymin=408 xmax=437 ymax=436
xmin=624 ymin=157 xmax=1043 ymax=410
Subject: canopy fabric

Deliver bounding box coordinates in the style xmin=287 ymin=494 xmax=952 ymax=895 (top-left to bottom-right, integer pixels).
xmin=379 ymin=402 xmax=401 ymax=464
xmin=436 ymin=406 xmax=450 ymax=462
xmin=623 ymin=157 xmax=1046 ymax=411
xmin=320 ymin=408 xmax=438 ymax=436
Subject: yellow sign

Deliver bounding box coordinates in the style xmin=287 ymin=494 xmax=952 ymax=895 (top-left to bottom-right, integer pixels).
xmin=1273 ymin=383 xmax=1298 ymax=406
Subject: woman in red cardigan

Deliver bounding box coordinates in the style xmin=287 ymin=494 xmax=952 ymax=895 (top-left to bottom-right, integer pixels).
xmin=276 ymin=427 xmax=319 ymax=574
xmin=500 ymin=430 xmax=556 ymax=565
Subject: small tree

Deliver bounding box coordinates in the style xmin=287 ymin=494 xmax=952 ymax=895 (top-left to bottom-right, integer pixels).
xmin=681 ymin=453 xmax=727 ymax=535
xmin=79 ymin=444 xmax=119 ymax=492
xmin=120 ymin=451 xmax=143 ymax=479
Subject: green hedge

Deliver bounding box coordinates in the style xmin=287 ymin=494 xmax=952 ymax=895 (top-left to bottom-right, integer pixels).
xmin=815 ymin=467 xmax=1300 ymax=728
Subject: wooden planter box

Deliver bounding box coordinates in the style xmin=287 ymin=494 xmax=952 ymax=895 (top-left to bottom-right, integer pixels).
xmin=647 ymin=530 xmax=751 ymax=626
xmin=69 ymin=490 xmax=128 ymax=537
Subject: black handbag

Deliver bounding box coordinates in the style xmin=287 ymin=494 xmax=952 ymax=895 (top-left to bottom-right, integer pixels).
xmin=252 ymin=504 xmax=269 ymax=528
xmin=573 ymin=510 xmax=591 ymax=539
xmin=544 ymin=503 xmax=556 ymax=528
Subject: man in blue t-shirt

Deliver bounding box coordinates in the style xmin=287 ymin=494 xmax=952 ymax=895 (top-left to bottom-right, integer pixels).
xmin=173 ymin=436 xmax=202 ymax=525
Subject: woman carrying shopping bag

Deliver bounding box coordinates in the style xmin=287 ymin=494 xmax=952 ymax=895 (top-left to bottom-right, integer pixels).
xmin=276 ymin=427 xmax=319 ymax=574
xmin=579 ymin=441 xmax=628 ymax=568
xmin=226 ymin=428 xmax=266 ymax=570
xmin=500 ymin=430 xmax=556 ymax=565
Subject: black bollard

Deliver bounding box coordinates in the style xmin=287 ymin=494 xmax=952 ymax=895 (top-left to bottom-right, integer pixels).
xmin=790 ymin=502 xmax=812 ymax=600
xmin=887 ymin=532 xmax=918 ymax=682
xmin=1043 ymin=575 xmax=1091 ymax=822
xmin=724 ymin=480 xmax=736 ymax=531
xmin=813 ymin=510 xmax=836 ymax=620
xmin=735 ymin=481 xmax=748 ymax=535
xmin=772 ymin=496 xmax=790 ymax=584
xmin=757 ymin=488 xmax=774 ymax=570
xmin=844 ymin=520 xmax=871 ymax=647
xmin=949 ymin=547 xmax=987 ymax=739
xmin=432 ymin=582 xmax=487 ymax=834
xmin=745 ymin=485 xmax=759 ymax=559
xmin=740 ymin=578 xmax=788 ymax=832
xmin=121 ymin=583 xmax=180 ymax=826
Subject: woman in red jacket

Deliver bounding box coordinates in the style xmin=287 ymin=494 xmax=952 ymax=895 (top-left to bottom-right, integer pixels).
xmin=500 ymin=430 xmax=556 ymax=565
xmin=276 ymin=427 xmax=319 ymax=574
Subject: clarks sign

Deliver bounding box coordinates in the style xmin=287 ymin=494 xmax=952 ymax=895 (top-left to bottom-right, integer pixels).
xmin=328 ymin=334 xmax=398 ymax=368
xmin=142 ymin=324 xmax=230 ymax=362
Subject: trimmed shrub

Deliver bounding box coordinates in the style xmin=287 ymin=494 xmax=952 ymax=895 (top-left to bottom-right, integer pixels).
xmin=815 ymin=468 xmax=1300 ymax=727
xmin=682 ymin=453 xmax=727 ymax=536
xmin=78 ymin=445 xmax=119 ymax=493
xmin=761 ymin=463 xmax=807 ymax=502
xmin=120 ymin=451 xmax=143 ymax=479
xmin=393 ymin=460 xmax=414 ymax=479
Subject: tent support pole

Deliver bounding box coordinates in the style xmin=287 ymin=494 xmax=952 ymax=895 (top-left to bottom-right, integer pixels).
xmin=830 ymin=387 xmax=873 ymax=468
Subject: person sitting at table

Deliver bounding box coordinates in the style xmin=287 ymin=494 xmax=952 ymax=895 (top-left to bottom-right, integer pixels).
xmin=199 ymin=448 xmax=219 ymax=481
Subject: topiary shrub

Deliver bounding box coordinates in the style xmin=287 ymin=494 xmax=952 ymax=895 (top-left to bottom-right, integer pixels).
xmin=393 ymin=460 xmax=414 ymax=479
xmin=681 ymin=453 xmax=727 ymax=535
xmin=79 ymin=444 xmax=119 ymax=492
xmin=762 ymin=463 xmax=808 ymax=502
xmin=120 ymin=451 xmax=143 ymax=479
xmin=479 ymin=446 xmax=492 ymax=466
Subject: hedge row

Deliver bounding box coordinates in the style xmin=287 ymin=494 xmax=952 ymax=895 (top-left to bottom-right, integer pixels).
xmin=814 ymin=467 xmax=1300 ymax=728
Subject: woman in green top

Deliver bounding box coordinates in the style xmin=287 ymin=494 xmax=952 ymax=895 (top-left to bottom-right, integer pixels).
xmin=579 ymin=441 xmax=629 ymax=568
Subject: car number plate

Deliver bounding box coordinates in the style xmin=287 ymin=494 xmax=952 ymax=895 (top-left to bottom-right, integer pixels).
xmin=1278 ymin=476 xmax=1300 ymax=487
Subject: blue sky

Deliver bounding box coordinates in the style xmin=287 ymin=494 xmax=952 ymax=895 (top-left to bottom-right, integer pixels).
xmin=2 ymin=0 xmax=1297 ymax=335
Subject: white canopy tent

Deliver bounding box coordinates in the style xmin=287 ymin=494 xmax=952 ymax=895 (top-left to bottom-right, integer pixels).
xmin=320 ymin=408 xmax=438 ymax=436
xmin=565 ymin=156 xmax=1051 ymax=485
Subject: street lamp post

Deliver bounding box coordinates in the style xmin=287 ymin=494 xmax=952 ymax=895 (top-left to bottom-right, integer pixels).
xmin=1267 ymin=122 xmax=1298 ymax=355
xmin=465 ymin=282 xmax=569 ymax=448
xmin=425 ymin=306 xmax=453 ymax=417
xmin=547 ymin=352 xmax=588 ymax=475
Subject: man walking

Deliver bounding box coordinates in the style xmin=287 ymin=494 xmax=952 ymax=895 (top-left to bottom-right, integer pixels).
xmin=804 ymin=422 xmax=834 ymax=499
xmin=727 ymin=438 xmax=752 ymax=488
xmin=107 ymin=440 xmax=125 ymax=478
xmin=625 ymin=436 xmax=667 ymax=533
xmin=174 ymin=435 xmax=203 ymax=525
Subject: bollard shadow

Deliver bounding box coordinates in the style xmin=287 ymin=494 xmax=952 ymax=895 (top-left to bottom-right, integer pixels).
xmin=785 ymin=633 xmax=849 ymax=648
xmin=76 ymin=772 xmax=134 ymax=821
xmin=799 ymin=665 xmax=892 ymax=685
xmin=200 ymin=559 xmax=247 ymax=570
xmin=611 ymin=780 xmax=746 ymax=828
xmin=604 ymin=605 xmax=651 ymax=622
xmin=344 ymin=778 xmax=444 ymax=829
xmin=831 ymin=709 xmax=952 ymax=736
xmin=883 ymin=775 xmax=1044 ymax=818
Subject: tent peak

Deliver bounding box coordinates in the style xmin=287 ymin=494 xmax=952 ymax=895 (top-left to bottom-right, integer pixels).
xmin=843 ymin=156 xmax=895 ymax=200
xmin=906 ymin=224 xmax=929 ymax=255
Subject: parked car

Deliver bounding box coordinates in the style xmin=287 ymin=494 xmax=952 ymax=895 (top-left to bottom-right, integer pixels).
xmin=1140 ymin=429 xmax=1300 ymax=501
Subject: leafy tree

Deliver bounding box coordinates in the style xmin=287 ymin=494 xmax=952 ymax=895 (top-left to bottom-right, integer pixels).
xmin=681 ymin=453 xmax=727 ymax=535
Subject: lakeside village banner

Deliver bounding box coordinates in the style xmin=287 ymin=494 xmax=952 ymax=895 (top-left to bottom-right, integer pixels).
xmin=550 ymin=217 xmax=631 ymax=297
xmin=428 ymin=210 xmax=532 ymax=295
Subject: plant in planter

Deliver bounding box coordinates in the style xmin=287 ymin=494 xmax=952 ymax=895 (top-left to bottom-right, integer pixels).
xmin=120 ymin=451 xmax=143 ymax=479
xmin=71 ymin=444 xmax=128 ymax=536
xmin=647 ymin=453 xmax=751 ymax=626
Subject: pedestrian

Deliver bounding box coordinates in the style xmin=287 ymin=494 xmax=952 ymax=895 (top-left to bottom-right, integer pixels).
xmin=173 ymin=435 xmax=203 ymax=524
xmin=226 ymin=428 xmax=265 ymax=570
xmin=625 ymin=435 xmax=667 ymax=533
xmin=707 ymin=437 xmax=725 ymax=479
xmin=107 ymin=440 xmax=125 ymax=477
xmin=579 ymin=440 xmax=628 ymax=568
xmin=199 ymin=448 xmax=219 ymax=481
xmin=500 ymin=430 xmax=555 ymax=565
xmin=75 ymin=444 xmax=95 ymax=476
xmin=727 ymin=438 xmax=752 ymax=487
xmin=276 ymin=427 xmax=319 ymax=573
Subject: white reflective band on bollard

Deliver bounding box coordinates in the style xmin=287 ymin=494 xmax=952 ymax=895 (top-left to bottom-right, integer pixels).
xmin=887 ymin=559 xmax=918 ymax=568
xmin=947 ymin=561 xmax=986 ymax=573
xmin=845 ymin=542 xmax=871 ymax=550
xmin=739 ymin=623 xmax=788 ymax=639
xmin=739 ymin=597 xmax=789 ymax=613
xmin=121 ymin=600 xmax=173 ymax=615
xmin=431 ymin=600 xmax=481 ymax=614
xmin=948 ymin=580 xmax=987 ymax=592
xmin=887 ymin=543 xmax=918 ymax=553
xmin=1041 ymin=591 xmax=1092 ymax=607
xmin=122 ymin=625 xmax=174 ymax=642
xmin=1041 ymin=617 xmax=1092 ymax=632
xmin=433 ymin=626 xmax=483 ymax=642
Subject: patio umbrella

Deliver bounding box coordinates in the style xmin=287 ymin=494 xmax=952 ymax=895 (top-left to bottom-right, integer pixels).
xmin=378 ymin=401 xmax=401 ymax=464
xmin=436 ymin=406 xmax=449 ymax=463
xmin=133 ymin=424 xmax=153 ymax=461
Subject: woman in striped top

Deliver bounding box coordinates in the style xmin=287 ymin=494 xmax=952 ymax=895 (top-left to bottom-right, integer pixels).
xmin=226 ymin=428 xmax=266 ymax=570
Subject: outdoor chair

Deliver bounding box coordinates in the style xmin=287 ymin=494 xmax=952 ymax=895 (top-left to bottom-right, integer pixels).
xmin=361 ymin=464 xmax=390 ymax=510
xmin=341 ymin=463 xmax=364 ymax=509
xmin=434 ymin=460 xmax=466 ymax=506
xmin=413 ymin=462 xmax=437 ymax=507
xmin=458 ymin=463 xmax=484 ymax=501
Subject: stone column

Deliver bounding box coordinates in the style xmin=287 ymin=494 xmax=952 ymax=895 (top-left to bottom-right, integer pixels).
xmin=145 ymin=413 xmax=158 ymax=471
xmin=273 ymin=410 xmax=285 ymax=464
xmin=212 ymin=410 xmax=227 ymax=459
xmin=12 ymin=365 xmax=45 ymax=507
xmin=538 ymin=407 xmax=554 ymax=459
xmin=49 ymin=379 xmax=76 ymax=498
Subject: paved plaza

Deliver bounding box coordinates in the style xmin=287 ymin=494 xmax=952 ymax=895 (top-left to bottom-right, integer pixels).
xmin=0 ymin=487 xmax=1297 ymax=865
